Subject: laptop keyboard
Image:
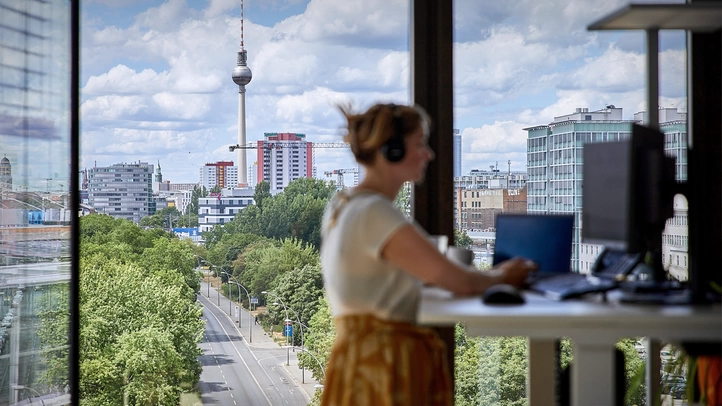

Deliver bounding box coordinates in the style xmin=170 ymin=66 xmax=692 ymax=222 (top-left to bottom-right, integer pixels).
xmin=529 ymin=273 xmax=617 ymax=300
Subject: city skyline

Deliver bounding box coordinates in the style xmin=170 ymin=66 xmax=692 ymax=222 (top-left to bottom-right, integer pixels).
xmin=80 ymin=0 xmax=687 ymax=184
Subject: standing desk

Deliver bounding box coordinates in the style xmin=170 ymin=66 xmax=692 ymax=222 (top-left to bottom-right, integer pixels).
xmin=419 ymin=287 xmax=722 ymax=406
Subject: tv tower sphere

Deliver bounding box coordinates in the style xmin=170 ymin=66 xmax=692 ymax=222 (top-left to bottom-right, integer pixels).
xmin=232 ymin=63 xmax=252 ymax=86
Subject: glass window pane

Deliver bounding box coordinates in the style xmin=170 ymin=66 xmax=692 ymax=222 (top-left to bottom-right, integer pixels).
xmin=452 ymin=1 xmax=688 ymax=404
xmin=0 ymin=0 xmax=72 ymax=404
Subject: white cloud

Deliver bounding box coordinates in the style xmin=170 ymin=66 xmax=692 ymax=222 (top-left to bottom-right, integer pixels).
xmin=84 ymin=65 xmax=170 ymax=95
xmin=80 ymin=0 xmax=687 ymax=183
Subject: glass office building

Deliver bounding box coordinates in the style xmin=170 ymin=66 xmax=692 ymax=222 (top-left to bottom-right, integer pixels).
xmin=88 ymin=162 xmax=155 ymax=223
xmin=0 ymin=0 xmax=75 ymax=404
xmin=526 ymin=106 xmax=688 ymax=274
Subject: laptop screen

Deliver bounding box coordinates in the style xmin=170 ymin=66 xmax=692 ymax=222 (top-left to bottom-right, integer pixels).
xmin=492 ymin=214 xmax=575 ymax=275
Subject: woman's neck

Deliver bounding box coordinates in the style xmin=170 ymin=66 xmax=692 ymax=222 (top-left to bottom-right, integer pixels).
xmin=354 ymin=169 xmax=402 ymax=201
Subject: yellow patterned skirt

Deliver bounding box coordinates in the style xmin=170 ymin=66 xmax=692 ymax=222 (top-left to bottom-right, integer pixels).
xmin=320 ymin=314 xmax=453 ymax=406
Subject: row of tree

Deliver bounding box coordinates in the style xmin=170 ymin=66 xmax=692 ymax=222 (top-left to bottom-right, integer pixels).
xmin=63 ymin=214 xmax=205 ymax=405
xmin=139 ymin=185 xmax=214 ymax=229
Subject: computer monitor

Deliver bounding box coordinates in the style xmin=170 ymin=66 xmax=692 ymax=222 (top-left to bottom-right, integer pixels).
xmin=582 ymin=123 xmax=677 ymax=284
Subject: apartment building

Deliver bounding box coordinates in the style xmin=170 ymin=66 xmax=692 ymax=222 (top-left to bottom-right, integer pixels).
xmin=200 ymin=161 xmax=238 ymax=190
xmin=256 ymin=133 xmax=313 ymax=192
xmin=87 ymin=162 xmax=155 ymax=223
xmin=456 ymin=187 xmax=527 ymax=231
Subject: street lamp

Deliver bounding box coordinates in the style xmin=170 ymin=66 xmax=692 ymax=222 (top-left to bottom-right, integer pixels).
xmin=194 ymin=254 xmax=216 ymax=299
xmin=297 ymin=347 xmax=327 ymax=383
xmin=282 ymin=306 xmax=310 ymax=383
xmin=221 ymin=271 xmax=236 ymax=316
xmin=233 ymin=280 xmax=253 ymax=343
xmin=262 ymin=290 xmax=290 ymax=366
xmin=12 ymin=385 xmax=46 ymax=406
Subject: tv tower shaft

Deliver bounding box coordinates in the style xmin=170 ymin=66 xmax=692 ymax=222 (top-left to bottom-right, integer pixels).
xmin=231 ymin=0 xmax=252 ymax=187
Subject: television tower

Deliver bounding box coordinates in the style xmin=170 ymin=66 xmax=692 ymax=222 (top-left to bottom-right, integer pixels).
xmin=231 ymin=0 xmax=252 ymax=187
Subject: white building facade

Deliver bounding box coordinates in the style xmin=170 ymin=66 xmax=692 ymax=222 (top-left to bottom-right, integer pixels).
xmin=197 ymin=188 xmax=255 ymax=233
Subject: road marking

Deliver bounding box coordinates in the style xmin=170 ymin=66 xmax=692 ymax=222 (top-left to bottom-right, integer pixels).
xmin=199 ymin=296 xmax=273 ymax=406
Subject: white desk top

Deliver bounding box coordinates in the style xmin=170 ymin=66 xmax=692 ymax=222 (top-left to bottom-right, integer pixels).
xmin=418 ymin=287 xmax=722 ymax=344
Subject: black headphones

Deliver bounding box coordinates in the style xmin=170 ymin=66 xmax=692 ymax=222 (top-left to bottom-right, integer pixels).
xmin=380 ymin=104 xmax=406 ymax=162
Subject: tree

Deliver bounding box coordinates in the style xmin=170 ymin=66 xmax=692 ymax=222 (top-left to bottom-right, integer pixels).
xmin=300 ymin=294 xmax=335 ymax=388
xmin=454 ymin=229 xmax=474 ymax=249
xmin=238 ymin=238 xmax=319 ymax=297
xmin=186 ymin=185 xmax=208 ymax=217
xmin=37 ymin=284 xmax=70 ymax=392
xmin=109 ymin=221 xmax=156 ymax=255
xmin=269 ymin=264 xmax=325 ymax=346
xmin=283 ymin=177 xmax=336 ymax=202
xmin=80 ymin=214 xmax=121 ymax=244
xmin=617 ymin=339 xmax=646 ymax=406
xmin=139 ymin=207 xmax=185 ymax=229
xmin=115 ymin=328 xmax=183 ymax=405
xmin=79 ymin=262 xmax=203 ymax=405
xmin=140 ymin=237 xmax=200 ymax=294
xmin=394 ymin=181 xmax=412 ymax=218
xmin=286 ymin=193 xmax=328 ymax=248
xmin=253 ymin=181 xmax=271 ymax=213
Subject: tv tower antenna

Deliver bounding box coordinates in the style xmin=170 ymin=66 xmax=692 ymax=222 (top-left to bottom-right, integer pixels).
xmin=232 ymin=0 xmax=252 ymax=187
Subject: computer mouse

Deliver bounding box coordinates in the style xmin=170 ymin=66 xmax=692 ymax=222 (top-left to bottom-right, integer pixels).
xmin=482 ymin=284 xmax=525 ymax=305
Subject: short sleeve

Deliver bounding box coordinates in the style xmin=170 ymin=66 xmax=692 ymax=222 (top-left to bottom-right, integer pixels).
xmin=360 ymin=197 xmax=410 ymax=260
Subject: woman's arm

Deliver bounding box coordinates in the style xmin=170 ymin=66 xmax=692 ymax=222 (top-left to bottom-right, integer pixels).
xmin=381 ymin=224 xmax=535 ymax=296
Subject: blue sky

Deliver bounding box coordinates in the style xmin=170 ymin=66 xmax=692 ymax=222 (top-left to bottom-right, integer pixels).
xmin=79 ymin=0 xmax=687 ymax=184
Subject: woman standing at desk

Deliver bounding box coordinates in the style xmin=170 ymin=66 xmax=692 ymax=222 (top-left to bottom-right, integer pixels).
xmin=320 ymin=102 xmax=535 ymax=406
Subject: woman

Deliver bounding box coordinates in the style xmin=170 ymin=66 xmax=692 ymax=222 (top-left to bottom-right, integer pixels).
xmin=320 ymin=103 xmax=535 ymax=406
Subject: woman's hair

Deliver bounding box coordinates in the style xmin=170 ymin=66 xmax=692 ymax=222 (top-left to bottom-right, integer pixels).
xmin=338 ymin=103 xmax=431 ymax=165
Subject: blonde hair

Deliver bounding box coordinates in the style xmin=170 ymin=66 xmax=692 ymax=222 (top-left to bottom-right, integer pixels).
xmin=338 ymin=103 xmax=431 ymax=165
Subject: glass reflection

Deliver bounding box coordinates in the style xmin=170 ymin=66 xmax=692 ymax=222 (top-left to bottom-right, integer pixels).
xmin=0 ymin=0 xmax=72 ymax=404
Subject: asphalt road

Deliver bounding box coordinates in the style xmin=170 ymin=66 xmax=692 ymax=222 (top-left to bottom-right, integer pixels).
xmin=197 ymin=291 xmax=314 ymax=406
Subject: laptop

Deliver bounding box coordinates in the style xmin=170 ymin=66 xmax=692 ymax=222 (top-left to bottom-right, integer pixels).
xmin=492 ymin=214 xmax=618 ymax=300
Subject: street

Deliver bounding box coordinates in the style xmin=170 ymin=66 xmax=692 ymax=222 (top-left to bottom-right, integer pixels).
xmin=197 ymin=281 xmax=319 ymax=405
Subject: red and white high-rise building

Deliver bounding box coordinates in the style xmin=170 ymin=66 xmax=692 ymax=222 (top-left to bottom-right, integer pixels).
xmin=200 ymin=161 xmax=238 ymax=190
xmin=256 ymin=133 xmax=313 ymax=192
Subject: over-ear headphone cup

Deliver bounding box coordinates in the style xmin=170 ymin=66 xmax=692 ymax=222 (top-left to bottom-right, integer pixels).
xmin=381 ymin=138 xmax=405 ymax=162
xmin=382 ymin=105 xmax=406 ymax=162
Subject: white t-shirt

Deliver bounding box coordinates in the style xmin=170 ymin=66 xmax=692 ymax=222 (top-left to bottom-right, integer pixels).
xmin=321 ymin=190 xmax=423 ymax=323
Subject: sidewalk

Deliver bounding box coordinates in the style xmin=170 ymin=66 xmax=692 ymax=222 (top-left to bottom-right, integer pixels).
xmin=200 ymin=280 xmax=321 ymax=401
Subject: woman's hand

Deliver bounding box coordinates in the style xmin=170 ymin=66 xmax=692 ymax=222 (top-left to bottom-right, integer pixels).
xmin=492 ymin=257 xmax=537 ymax=288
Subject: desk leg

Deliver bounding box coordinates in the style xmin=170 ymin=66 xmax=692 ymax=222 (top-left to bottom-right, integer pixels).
xmin=528 ymin=339 xmax=556 ymax=406
xmin=646 ymin=339 xmax=662 ymax=406
xmin=572 ymin=341 xmax=615 ymax=406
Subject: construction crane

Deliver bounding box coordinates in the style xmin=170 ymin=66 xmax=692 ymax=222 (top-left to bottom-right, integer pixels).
xmin=228 ymin=142 xmax=349 ymax=152
xmin=324 ymin=168 xmax=359 ymax=189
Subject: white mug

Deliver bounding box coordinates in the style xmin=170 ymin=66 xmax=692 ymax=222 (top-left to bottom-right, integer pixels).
xmin=428 ymin=235 xmax=449 ymax=254
xmin=446 ymin=245 xmax=475 ymax=266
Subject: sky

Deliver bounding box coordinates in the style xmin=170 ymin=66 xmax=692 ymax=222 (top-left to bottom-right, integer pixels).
xmin=79 ymin=0 xmax=687 ymax=185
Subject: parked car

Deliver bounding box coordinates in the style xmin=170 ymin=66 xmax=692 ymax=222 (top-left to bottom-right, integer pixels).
xmin=669 ymin=383 xmax=688 ymax=400
xmin=661 ymin=374 xmax=686 ymax=396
